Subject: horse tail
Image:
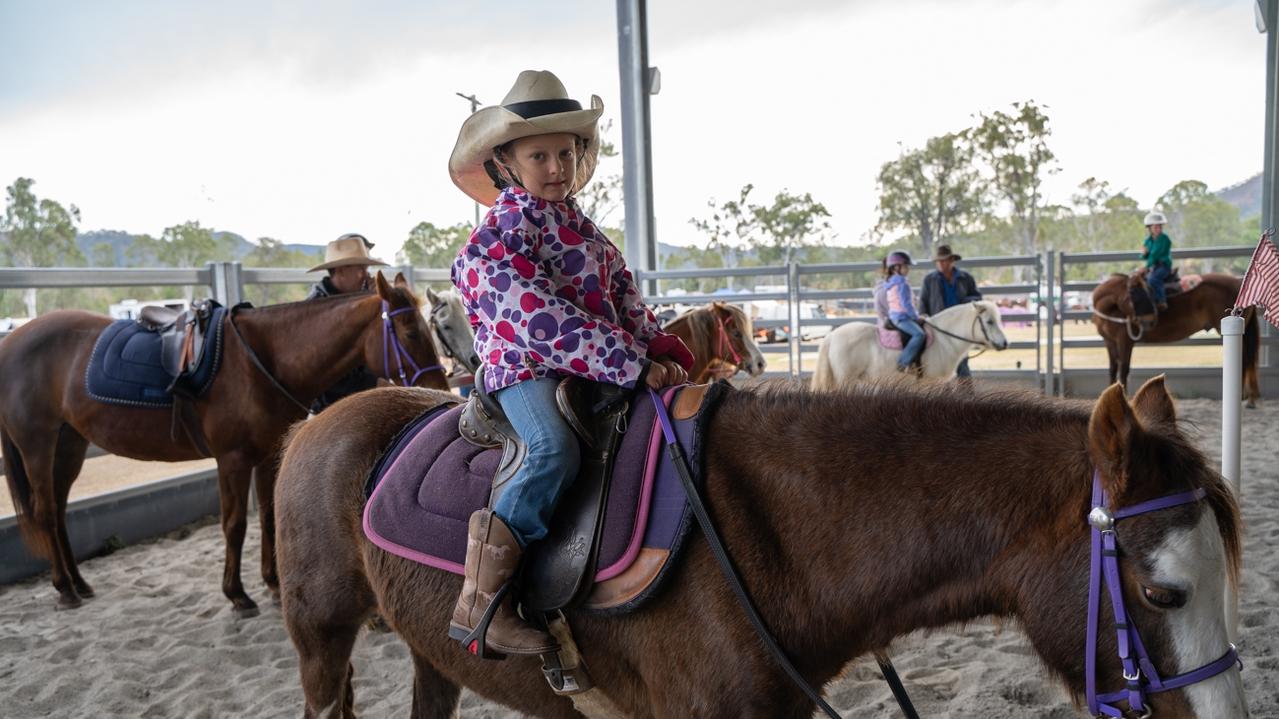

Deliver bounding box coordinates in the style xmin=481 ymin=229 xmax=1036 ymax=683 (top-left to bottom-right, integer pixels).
xmin=1243 ymin=309 xmax=1261 ymax=403
xmin=1 ymin=428 xmax=51 ymax=559
xmin=812 ymin=338 xmax=834 ymax=390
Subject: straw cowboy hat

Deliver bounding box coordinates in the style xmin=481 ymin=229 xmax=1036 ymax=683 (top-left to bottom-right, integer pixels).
xmin=308 ymin=233 xmax=389 ymax=272
xmin=932 ymin=245 xmax=963 ymax=262
xmin=449 ymin=70 xmax=604 ymax=205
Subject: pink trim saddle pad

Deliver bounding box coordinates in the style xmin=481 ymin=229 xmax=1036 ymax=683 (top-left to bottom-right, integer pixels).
xmin=362 ymin=384 xmax=710 ymax=611
xmin=877 ymin=324 xmax=934 ymax=350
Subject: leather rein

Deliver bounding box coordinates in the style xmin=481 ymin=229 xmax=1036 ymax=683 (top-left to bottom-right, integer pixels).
xmin=646 ymin=387 xmax=919 ymax=719
xmin=1085 ymin=470 xmax=1241 ymax=717
xmin=920 ymin=308 xmax=999 ymax=360
xmin=227 ymin=300 xmax=443 ymax=415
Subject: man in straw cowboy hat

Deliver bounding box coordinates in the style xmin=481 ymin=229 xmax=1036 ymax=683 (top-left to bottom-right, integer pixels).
xmin=920 ymin=244 xmax=982 ymax=380
xmin=305 ymin=233 xmax=389 ymax=411
xmin=445 ymin=70 xmax=693 ymax=657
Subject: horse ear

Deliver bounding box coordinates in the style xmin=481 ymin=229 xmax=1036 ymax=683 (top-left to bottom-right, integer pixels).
xmin=425 ymin=287 xmax=440 ymax=305
xmin=1131 ymin=374 xmax=1177 ymax=431
xmin=374 ymin=271 xmax=393 ymax=300
xmin=393 ymin=271 xmax=409 ymax=289
xmin=1088 ymin=383 xmax=1139 ymax=500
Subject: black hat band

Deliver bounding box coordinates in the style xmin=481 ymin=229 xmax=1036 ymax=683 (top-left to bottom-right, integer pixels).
xmin=503 ymin=98 xmax=582 ymax=119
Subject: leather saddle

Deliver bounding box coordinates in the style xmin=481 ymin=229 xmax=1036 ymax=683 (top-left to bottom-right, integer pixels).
xmin=138 ymin=299 xmax=223 ymax=399
xmin=1128 ymin=268 xmax=1182 ymax=320
xmin=459 ymin=367 xmax=632 ymax=612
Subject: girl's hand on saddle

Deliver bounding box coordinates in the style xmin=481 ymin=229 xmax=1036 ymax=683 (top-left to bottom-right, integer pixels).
xmin=658 ymin=358 xmax=688 ymax=386
xmin=644 ymin=361 xmax=670 ymax=389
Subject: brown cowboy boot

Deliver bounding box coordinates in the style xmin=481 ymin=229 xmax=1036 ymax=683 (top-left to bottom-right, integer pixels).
xmin=449 ymin=508 xmax=558 ymax=658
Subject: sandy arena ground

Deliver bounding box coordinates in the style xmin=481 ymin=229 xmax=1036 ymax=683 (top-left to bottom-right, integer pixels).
xmin=0 ymin=398 xmax=1275 ymax=717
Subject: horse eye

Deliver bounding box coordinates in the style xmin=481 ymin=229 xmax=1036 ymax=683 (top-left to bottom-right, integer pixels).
xmin=1142 ymin=585 xmax=1187 ymax=610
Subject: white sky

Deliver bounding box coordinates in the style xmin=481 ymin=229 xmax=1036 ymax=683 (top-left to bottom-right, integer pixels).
xmin=0 ymin=0 xmax=1268 ymax=258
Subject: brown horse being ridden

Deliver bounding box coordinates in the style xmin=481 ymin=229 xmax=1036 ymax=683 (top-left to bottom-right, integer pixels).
xmin=1091 ymin=272 xmax=1261 ymax=407
xmin=0 ymin=272 xmax=448 ymax=614
xmin=275 ymin=376 xmax=1246 ymax=718
xmin=662 ymin=302 xmax=767 ymax=383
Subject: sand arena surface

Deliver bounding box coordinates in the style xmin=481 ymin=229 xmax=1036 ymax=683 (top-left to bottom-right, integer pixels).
xmin=0 ymin=399 xmax=1275 ymax=717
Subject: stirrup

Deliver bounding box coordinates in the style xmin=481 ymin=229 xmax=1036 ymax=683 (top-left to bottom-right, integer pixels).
xmin=448 ymin=579 xmax=517 ymax=660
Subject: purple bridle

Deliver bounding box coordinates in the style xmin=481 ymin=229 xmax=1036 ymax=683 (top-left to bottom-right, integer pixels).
xmin=381 ymin=301 xmax=444 ymax=387
xmin=1086 ymin=470 xmax=1242 ymax=718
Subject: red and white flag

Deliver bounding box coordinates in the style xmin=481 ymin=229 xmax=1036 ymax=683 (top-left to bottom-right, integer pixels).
xmin=1235 ymin=230 xmax=1279 ymax=327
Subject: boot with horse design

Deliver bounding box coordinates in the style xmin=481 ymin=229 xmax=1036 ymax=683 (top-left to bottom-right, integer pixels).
xmin=449 ymin=508 xmax=558 ymax=658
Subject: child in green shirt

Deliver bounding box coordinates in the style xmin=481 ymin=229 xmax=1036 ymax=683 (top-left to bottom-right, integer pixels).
xmin=1142 ymin=211 xmax=1173 ymax=309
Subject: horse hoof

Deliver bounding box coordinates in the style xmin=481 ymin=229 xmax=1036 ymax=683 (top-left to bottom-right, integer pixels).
xmin=232 ymin=604 xmax=261 ymax=619
xmin=55 ymin=594 xmax=83 ymax=611
xmin=74 ymin=583 xmax=95 ymax=598
xmin=1246 ymin=401 xmax=1258 ymax=410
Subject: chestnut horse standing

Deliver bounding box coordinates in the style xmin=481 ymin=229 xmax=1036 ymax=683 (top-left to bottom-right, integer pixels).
xmin=275 ymin=377 xmax=1245 ymax=717
xmin=0 ymin=273 xmax=447 ymax=614
xmin=1091 ymin=273 xmax=1261 ymax=406
xmin=662 ymin=302 xmax=766 ymax=382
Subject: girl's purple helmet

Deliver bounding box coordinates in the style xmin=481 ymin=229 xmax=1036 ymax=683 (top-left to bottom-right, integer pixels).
xmin=886 ymin=249 xmax=914 ymax=267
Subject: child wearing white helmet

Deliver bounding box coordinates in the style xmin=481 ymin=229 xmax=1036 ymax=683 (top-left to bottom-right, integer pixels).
xmin=1142 ymin=211 xmax=1173 ymax=310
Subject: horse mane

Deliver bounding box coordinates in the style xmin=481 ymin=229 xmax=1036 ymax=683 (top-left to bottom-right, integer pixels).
xmin=664 ymin=306 xmax=716 ymax=367
xmin=728 ymin=378 xmax=1242 ymax=584
xmin=247 ymin=285 xmax=422 ymax=315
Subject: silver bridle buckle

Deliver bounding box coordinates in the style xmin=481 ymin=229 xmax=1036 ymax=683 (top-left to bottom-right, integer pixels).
xmin=1088 ymin=506 xmax=1115 ymax=532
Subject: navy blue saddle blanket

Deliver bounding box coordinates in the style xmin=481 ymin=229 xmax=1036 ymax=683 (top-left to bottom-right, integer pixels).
xmin=85 ymin=310 xmax=226 ymax=408
xmin=363 ymin=384 xmax=713 ymax=613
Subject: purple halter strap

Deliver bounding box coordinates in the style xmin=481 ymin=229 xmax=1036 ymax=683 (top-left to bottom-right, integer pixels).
xmin=381 ymin=301 xmax=444 ymax=387
xmin=1085 ymin=470 xmax=1241 ymax=718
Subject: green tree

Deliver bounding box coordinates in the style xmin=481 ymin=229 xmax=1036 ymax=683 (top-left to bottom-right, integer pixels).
xmin=967 ymin=101 xmax=1057 ymax=267
xmin=690 ymin=183 xmax=832 ymax=278
xmin=1063 ymin=177 xmax=1141 ymax=254
xmin=90 ymin=241 xmax=116 ymax=267
xmin=748 ymin=188 xmax=833 ymax=267
xmin=875 ymin=133 xmax=985 ymax=258
xmin=1 ymin=177 xmax=84 ymax=316
xmin=400 ymin=221 xmax=470 ymax=269
xmin=1156 ymin=179 xmax=1247 ymax=271
xmin=244 ymin=237 xmax=315 ymax=305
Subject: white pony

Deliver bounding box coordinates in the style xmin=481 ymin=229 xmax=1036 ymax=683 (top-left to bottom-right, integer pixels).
xmin=424 ymin=287 xmax=480 ymax=377
xmin=812 ymin=300 xmax=1009 ymax=389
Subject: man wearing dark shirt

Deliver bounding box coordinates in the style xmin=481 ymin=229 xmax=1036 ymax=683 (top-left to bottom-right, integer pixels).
xmin=919 ymin=245 xmax=982 ymax=380
xmin=305 ymin=233 xmax=388 ymax=412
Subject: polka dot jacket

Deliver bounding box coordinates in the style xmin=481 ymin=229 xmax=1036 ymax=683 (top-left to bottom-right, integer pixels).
xmin=452 ymin=186 xmax=694 ymax=393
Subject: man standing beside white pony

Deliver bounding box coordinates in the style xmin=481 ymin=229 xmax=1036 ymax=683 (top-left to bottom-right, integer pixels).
xmin=813 ymin=244 xmax=1008 ymax=389
xmin=919 ymin=245 xmax=982 ymax=382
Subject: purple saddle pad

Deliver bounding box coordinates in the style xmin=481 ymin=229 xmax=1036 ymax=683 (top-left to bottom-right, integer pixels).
xmin=877 ymin=324 xmax=934 ymax=350
xmin=363 ymin=386 xmax=700 ymax=596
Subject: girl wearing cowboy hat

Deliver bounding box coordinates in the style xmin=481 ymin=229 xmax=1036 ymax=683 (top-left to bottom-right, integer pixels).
xmin=1141 ymin=211 xmax=1173 ymax=310
xmin=447 ymin=70 xmax=694 ymax=657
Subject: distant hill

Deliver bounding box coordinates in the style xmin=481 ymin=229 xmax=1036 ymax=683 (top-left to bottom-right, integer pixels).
xmin=1215 ymin=172 xmax=1262 ymax=219
xmin=76 ymin=230 xmax=325 ymax=267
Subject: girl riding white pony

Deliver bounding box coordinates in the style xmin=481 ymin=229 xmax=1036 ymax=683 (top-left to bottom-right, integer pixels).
xmin=812 ymin=300 xmax=1009 ymax=389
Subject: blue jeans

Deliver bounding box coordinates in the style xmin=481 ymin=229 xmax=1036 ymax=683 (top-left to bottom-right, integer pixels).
xmin=492 ymin=378 xmax=580 ymax=547
xmin=894 ymin=318 xmax=926 ymax=369
xmin=1148 ymin=263 xmax=1171 ymax=304
xmin=955 ymin=357 xmax=972 ymax=378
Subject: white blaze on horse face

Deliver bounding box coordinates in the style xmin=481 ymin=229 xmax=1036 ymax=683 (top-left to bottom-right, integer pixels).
xmin=1152 ymin=509 xmax=1249 ymax=717
xmin=428 ymin=290 xmax=479 ymax=373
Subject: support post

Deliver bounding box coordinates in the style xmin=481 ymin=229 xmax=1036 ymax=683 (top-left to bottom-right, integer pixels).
xmin=617 ymin=0 xmax=658 ymax=288
xmin=1044 ymin=252 xmax=1056 ymax=395
xmin=1264 ymin=0 xmax=1279 ymax=231
xmin=788 ymin=261 xmax=801 ymax=380
xmin=1221 ymin=314 xmax=1244 ymax=495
